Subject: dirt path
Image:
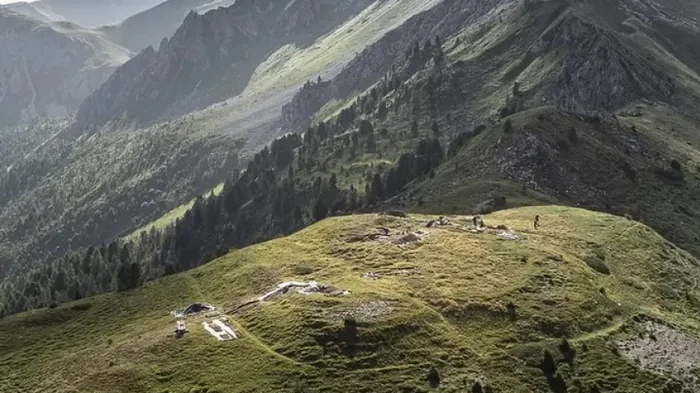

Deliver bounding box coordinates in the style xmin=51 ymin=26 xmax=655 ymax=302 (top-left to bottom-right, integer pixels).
xmin=229 ymin=320 xmax=309 ymax=368
xmin=572 ymin=318 xmax=626 ymax=343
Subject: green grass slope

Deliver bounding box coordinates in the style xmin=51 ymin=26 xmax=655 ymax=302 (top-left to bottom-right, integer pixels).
xmin=2 ymin=207 xmax=699 ymax=393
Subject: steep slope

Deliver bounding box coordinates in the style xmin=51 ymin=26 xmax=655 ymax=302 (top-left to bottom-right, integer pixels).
xmin=285 ymin=0 xmax=700 ymax=133
xmin=0 ymin=1 xmax=61 ymax=23
xmin=101 ymin=0 xmax=236 ymax=53
xmin=1 ymin=208 xmax=699 ymax=393
xmin=0 ymin=10 xmax=131 ymax=127
xmin=0 ymin=118 xmax=241 ymax=282
xmin=282 ymin=0 xmax=515 ymax=131
xmin=2 ymin=0 xmax=164 ymax=26
xmin=74 ymin=0 xmax=378 ymax=128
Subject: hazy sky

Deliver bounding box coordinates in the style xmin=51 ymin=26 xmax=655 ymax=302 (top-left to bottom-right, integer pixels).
xmin=0 ymin=1 xmax=34 ymax=4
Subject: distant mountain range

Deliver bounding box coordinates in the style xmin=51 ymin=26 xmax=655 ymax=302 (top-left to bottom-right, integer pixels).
xmin=0 ymin=9 xmax=130 ymax=127
xmin=2 ymin=0 xmax=163 ymax=26
xmin=75 ymin=0 xmax=378 ymax=128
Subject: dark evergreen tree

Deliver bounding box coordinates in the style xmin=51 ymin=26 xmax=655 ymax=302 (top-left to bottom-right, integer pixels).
xmin=313 ymin=199 xmax=328 ymax=221
xmin=431 ymin=120 xmax=440 ymax=136
xmin=367 ymin=132 xmax=377 ymax=152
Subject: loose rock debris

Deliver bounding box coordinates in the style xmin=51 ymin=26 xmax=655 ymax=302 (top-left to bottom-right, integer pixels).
xmin=258 ymin=281 xmax=349 ymax=302
xmin=230 ymin=281 xmax=350 ymax=313
xmin=392 ymin=230 xmax=428 ymax=245
xmin=426 ymin=216 xmax=452 ymax=228
xmin=203 ymin=319 xmax=238 ymax=341
xmin=497 ymin=230 xmax=521 ymax=241
xmin=349 ymin=227 xmax=428 ymax=246
xmin=617 ymin=322 xmax=700 ymax=390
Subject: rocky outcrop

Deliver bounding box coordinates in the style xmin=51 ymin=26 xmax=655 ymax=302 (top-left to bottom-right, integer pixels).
xmin=0 ymin=10 xmax=129 ymax=128
xmin=281 ymin=0 xmax=515 ymax=132
xmin=75 ymin=0 xmax=376 ymax=129
xmin=103 ymin=0 xmax=237 ymax=53
xmin=533 ymin=14 xmax=675 ymax=113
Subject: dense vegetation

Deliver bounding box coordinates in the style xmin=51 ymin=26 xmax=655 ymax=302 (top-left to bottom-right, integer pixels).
xmin=0 ymin=118 xmax=241 ymax=296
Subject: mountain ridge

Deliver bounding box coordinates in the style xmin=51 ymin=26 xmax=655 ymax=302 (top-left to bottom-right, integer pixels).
xmin=101 ymin=0 xmax=237 ymax=53
xmin=2 ymin=0 xmax=164 ymax=26
xmin=0 ymin=9 xmax=130 ymax=127
xmin=74 ymin=0 xmax=378 ymax=129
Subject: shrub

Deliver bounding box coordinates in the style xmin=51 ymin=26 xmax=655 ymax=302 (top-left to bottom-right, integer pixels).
xmin=559 ymin=338 xmax=576 ymax=366
xmin=559 ymin=338 xmax=572 ymax=353
xmin=427 ymin=365 xmax=440 ymax=387
xmin=542 ymin=349 xmax=557 ymax=375
xmin=343 ymin=316 xmax=357 ymax=329
xmin=471 ymin=382 xmax=484 ymax=393
xmin=549 ymin=370 xmax=568 ymax=393
xmin=71 ymin=303 xmax=92 ymax=311
xmin=343 ymin=316 xmax=358 ymax=339
xmin=671 ymin=159 xmax=682 ymax=172
xmin=621 ymin=162 xmax=637 ymax=183
xmin=293 ymin=266 xmax=314 ymax=276
xmin=494 ymin=196 xmax=507 ymax=208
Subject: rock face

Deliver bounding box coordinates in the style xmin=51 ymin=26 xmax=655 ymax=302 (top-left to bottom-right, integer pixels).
xmin=103 ymin=0 xmax=237 ymax=53
xmin=532 ymin=13 xmax=676 ymax=113
xmin=0 ymin=10 xmax=130 ymax=128
xmin=75 ymin=0 xmax=376 ymax=129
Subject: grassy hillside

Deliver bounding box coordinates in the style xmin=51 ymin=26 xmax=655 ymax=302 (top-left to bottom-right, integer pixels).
xmin=1 ymin=207 xmax=699 ymax=393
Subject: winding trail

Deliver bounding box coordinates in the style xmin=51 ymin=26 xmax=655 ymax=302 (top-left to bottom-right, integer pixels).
xmin=228 ymin=320 xmax=309 ymax=368
xmin=572 ymin=318 xmax=626 ymax=343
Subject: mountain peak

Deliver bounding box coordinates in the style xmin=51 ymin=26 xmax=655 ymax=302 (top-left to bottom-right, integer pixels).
xmin=75 ymin=0 xmax=377 ymax=128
